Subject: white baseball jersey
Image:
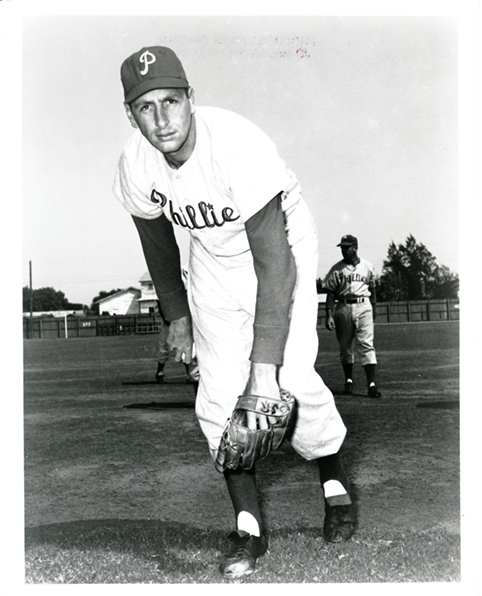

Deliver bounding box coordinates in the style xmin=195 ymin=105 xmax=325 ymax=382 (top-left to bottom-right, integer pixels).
xmin=114 ymin=106 xmax=302 ymax=255
xmin=324 ymin=258 xmax=375 ymax=299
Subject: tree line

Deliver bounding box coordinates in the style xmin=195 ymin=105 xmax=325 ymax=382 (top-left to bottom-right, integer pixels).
xmin=22 ymin=287 xmax=123 ymax=315
xmin=24 ymin=235 xmax=458 ymax=313
xmin=317 ymin=234 xmax=458 ymax=301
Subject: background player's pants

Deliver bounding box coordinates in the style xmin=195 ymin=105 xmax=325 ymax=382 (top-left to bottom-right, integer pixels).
xmin=334 ymin=302 xmax=377 ymax=366
xmin=187 ymin=198 xmax=346 ymax=462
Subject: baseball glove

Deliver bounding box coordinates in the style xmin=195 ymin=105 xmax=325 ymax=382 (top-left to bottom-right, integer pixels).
xmin=215 ymin=389 xmax=296 ymax=472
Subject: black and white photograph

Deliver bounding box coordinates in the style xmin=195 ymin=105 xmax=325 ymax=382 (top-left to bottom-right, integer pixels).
xmin=1 ymin=0 xmax=480 ymax=592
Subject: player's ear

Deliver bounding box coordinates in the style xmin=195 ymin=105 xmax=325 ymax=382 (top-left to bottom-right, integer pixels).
xmin=187 ymin=87 xmax=196 ymax=114
xmin=124 ymin=102 xmax=139 ymax=129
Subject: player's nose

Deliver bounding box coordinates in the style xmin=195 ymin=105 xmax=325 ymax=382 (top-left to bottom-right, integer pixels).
xmin=153 ymin=105 xmax=169 ymax=128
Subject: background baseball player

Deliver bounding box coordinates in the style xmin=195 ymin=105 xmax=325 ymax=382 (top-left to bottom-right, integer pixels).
xmin=155 ymin=263 xmax=199 ymax=386
xmin=113 ymin=46 xmax=356 ymax=578
xmin=154 ymin=302 xmax=199 ymax=388
xmin=324 ymin=235 xmax=381 ymax=398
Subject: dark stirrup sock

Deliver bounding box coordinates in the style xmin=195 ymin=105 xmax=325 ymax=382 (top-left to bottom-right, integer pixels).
xmin=223 ymin=467 xmax=263 ymax=535
xmin=316 ymin=453 xmax=352 ymax=506
xmin=363 ymin=363 xmax=377 ymax=386
xmin=342 ymin=362 xmax=354 ymax=382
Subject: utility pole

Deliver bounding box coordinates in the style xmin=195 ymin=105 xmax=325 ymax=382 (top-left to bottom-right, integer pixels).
xmin=29 ymin=260 xmax=33 ymax=339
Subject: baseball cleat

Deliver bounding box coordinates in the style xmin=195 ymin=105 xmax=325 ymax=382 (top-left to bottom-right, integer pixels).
xmin=343 ymin=380 xmax=353 ymax=395
xmin=368 ymin=385 xmax=381 ymax=398
xmin=323 ymin=502 xmax=356 ymax=543
xmin=220 ymin=530 xmax=268 ymax=578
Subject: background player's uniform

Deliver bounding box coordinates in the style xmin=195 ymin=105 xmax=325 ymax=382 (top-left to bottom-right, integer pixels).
xmin=154 ymin=270 xmax=197 ymax=384
xmin=114 ymin=106 xmax=346 ymax=461
xmin=324 ymin=258 xmax=377 ymax=367
xmin=156 ymin=313 xmax=170 ymax=376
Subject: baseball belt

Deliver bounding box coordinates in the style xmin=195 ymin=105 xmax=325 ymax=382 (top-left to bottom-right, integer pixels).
xmin=338 ymin=297 xmax=366 ymax=304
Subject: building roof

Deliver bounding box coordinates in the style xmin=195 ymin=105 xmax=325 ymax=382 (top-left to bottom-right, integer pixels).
xmin=139 ymin=271 xmax=152 ymax=283
xmin=94 ymin=287 xmax=141 ymax=304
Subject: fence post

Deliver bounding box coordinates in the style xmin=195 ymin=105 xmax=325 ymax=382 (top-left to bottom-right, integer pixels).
xmin=407 ymin=301 xmax=411 ymax=322
xmin=387 ymin=302 xmax=391 ymax=324
xmin=427 ymin=301 xmax=431 ymax=322
xmin=446 ymin=299 xmax=451 ymax=321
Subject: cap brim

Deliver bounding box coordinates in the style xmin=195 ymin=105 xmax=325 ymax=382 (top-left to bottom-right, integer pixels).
xmin=125 ymin=77 xmax=189 ymax=103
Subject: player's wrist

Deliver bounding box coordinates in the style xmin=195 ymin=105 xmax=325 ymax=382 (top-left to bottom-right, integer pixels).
xmin=246 ymin=362 xmax=278 ymax=398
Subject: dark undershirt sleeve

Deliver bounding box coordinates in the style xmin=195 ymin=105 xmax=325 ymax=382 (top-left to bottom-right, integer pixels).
xmin=244 ymin=194 xmax=297 ymax=365
xmin=132 ymin=214 xmax=190 ymax=322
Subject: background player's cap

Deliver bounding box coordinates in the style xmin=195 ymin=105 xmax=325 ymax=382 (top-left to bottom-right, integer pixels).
xmin=121 ymin=46 xmax=189 ymax=104
xmin=337 ymin=234 xmax=358 ymax=247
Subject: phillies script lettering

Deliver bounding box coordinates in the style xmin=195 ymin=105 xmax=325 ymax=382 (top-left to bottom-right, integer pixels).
xmin=151 ymin=189 xmax=240 ymax=230
xmin=341 ymin=273 xmax=368 ymax=283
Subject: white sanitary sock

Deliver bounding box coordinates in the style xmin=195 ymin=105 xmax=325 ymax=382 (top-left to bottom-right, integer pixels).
xmin=237 ymin=511 xmax=260 ymax=536
xmin=323 ymin=479 xmax=347 ymax=498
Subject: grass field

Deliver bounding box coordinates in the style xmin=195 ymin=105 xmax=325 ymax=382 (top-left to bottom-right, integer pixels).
xmin=23 ymin=321 xmax=461 ymax=584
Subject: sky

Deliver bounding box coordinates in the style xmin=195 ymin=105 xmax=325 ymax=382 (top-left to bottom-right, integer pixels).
xmin=10 ymin=6 xmax=465 ymax=307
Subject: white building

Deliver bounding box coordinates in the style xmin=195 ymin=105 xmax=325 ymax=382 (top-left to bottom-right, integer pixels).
xmin=96 ymin=287 xmax=142 ymax=315
xmin=137 ymin=271 xmax=159 ymax=314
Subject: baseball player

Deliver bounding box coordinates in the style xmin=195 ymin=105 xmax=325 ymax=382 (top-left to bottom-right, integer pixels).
xmin=324 ymin=235 xmax=381 ymax=398
xmin=113 ymin=46 xmax=356 ymax=578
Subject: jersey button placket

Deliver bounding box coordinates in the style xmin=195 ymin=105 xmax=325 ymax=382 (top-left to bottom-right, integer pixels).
xmin=172 ymin=174 xmax=191 ymax=226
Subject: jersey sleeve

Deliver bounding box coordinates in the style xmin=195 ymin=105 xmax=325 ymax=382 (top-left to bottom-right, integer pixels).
xmin=113 ymin=134 xmax=163 ymax=220
xmin=226 ymin=117 xmax=293 ymax=222
xmin=368 ymin=261 xmax=376 ymax=287
xmin=244 ymin=194 xmax=296 ymax=365
xmin=323 ymin=266 xmax=340 ymax=294
xmin=132 ymin=214 xmax=190 ymax=321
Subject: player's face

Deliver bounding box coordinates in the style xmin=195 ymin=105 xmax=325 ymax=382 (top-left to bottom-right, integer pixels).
xmin=125 ymin=87 xmax=196 ymax=162
xmin=341 ymin=245 xmax=358 ymax=263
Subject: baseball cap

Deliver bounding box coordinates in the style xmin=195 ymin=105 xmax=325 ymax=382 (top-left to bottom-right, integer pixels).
xmin=121 ymin=46 xmax=189 ymax=104
xmin=337 ymin=234 xmax=358 ymax=247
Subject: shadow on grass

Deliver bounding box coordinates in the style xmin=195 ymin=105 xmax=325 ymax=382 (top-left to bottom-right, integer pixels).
xmin=26 ymin=518 xmax=223 ymax=553
xmin=124 ymin=401 xmax=195 ymax=409
xmin=25 ymin=519 xmax=227 ymax=582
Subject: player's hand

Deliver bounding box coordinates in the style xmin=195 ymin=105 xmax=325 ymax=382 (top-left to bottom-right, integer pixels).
xmin=244 ymin=362 xmax=279 ymax=430
xmin=167 ymin=315 xmax=194 ymax=364
xmin=186 ymin=358 xmax=200 ymax=382
xmin=325 ymin=314 xmax=335 ymax=331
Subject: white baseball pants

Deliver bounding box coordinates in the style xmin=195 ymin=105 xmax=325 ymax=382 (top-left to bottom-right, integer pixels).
xmin=334 ymin=301 xmax=377 ymax=366
xmin=186 ymin=199 xmax=347 ymax=462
